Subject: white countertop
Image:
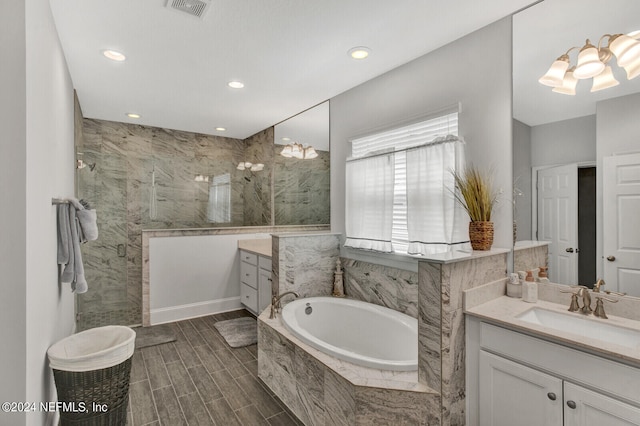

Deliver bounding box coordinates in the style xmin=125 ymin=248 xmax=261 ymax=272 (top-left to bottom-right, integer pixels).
xmin=238 ymin=238 xmax=272 ymax=257
xmin=465 ymin=296 xmax=640 ymax=367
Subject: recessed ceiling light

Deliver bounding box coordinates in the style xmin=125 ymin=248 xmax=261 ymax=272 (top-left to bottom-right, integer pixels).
xmin=215 ymin=127 xmax=226 ymax=131
xmin=103 ymin=50 xmax=126 ymax=62
xmin=282 ymin=137 xmax=290 ymax=141
xmin=228 ymin=81 xmax=245 ymax=89
xmin=348 ymin=46 xmax=370 ymax=60
xmin=126 ymin=113 xmax=141 ymax=119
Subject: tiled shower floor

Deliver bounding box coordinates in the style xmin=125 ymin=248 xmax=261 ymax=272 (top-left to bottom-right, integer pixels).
xmin=126 ymin=310 xmax=302 ymax=425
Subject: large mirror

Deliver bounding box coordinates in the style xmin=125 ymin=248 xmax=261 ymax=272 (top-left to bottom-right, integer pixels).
xmin=273 ymin=101 xmax=330 ymax=225
xmin=513 ymin=0 xmax=640 ymax=296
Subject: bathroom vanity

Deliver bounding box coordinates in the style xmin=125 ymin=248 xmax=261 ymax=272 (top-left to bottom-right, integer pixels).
xmin=465 ymin=295 xmax=640 ymax=426
xmin=238 ymin=239 xmax=272 ymax=315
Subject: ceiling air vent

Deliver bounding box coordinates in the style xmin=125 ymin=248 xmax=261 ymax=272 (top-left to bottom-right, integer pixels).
xmin=166 ymin=0 xmax=211 ymax=19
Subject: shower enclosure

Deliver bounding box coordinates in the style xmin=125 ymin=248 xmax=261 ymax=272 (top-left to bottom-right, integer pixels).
xmin=75 ymin=143 xmax=133 ymax=331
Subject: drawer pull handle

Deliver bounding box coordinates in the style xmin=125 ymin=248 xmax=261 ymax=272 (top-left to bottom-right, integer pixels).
xmin=566 ymin=400 xmax=577 ymax=409
xmin=547 ymin=392 xmax=556 ymax=401
xmin=245 ymin=295 xmax=250 ymax=299
xmin=246 ymin=273 xmax=250 ymax=277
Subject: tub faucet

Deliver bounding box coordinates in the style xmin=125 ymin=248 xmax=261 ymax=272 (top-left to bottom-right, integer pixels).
xmin=270 ymin=291 xmax=299 ymax=319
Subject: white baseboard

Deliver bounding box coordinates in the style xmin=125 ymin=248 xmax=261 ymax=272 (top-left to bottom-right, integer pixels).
xmin=150 ymin=297 xmax=242 ymax=325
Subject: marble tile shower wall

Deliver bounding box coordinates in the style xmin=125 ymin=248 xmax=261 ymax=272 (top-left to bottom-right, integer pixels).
xmin=243 ymin=128 xmax=274 ymax=226
xmin=274 ymin=150 xmax=330 ymax=225
xmin=77 ymin=119 xmax=263 ymax=328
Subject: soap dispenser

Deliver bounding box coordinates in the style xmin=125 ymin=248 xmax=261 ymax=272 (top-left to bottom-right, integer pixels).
xmin=522 ymin=270 xmax=538 ymax=303
xmin=537 ymin=266 xmax=550 ymax=283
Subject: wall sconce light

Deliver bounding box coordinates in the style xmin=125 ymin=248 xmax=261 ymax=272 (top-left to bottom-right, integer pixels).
xmin=539 ymin=31 xmax=640 ymax=95
xmin=194 ymin=174 xmax=209 ymax=182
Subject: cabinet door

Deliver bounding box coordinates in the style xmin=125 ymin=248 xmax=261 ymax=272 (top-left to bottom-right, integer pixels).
xmin=479 ymin=351 xmax=563 ymax=426
xmin=258 ymin=268 xmax=272 ymax=314
xmin=564 ymin=382 xmax=640 ymax=426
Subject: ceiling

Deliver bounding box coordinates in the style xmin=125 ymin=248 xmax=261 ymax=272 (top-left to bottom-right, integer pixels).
xmin=513 ymin=0 xmax=640 ymax=127
xmin=50 ymin=0 xmax=536 ymax=139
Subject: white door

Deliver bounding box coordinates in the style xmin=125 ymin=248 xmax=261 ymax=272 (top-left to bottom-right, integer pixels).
xmin=537 ymin=164 xmax=578 ymax=284
xmin=564 ymin=382 xmax=640 ymax=426
xmin=603 ymin=154 xmax=640 ymax=297
xmin=479 ymin=351 xmax=563 ymax=426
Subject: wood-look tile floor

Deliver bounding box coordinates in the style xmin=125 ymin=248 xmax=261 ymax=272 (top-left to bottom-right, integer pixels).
xmin=126 ymin=310 xmax=303 ymax=426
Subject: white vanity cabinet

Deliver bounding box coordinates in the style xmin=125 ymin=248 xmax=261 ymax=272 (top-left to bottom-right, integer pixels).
xmin=239 ymin=250 xmax=272 ymax=315
xmin=479 ymin=351 xmax=562 ymax=425
xmin=468 ymin=319 xmax=640 ymax=426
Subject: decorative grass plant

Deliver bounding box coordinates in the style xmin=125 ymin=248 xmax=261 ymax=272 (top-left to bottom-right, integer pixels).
xmin=452 ymin=165 xmax=499 ymax=222
xmin=452 ymin=165 xmax=499 ymax=250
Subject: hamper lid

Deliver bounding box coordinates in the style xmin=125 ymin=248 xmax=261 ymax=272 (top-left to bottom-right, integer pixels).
xmin=47 ymin=326 xmax=136 ymax=372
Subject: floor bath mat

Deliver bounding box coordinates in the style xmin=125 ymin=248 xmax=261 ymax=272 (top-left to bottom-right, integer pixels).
xmin=214 ymin=317 xmax=257 ymax=348
xmin=134 ymin=324 xmax=176 ymax=349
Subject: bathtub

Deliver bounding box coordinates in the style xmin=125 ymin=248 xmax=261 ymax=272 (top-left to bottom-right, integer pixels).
xmin=280 ymin=297 xmax=417 ymax=371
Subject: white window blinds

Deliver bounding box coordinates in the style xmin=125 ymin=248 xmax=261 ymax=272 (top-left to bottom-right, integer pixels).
xmin=346 ymin=111 xmax=468 ymax=255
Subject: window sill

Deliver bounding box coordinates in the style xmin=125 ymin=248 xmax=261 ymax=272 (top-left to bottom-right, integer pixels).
xmin=342 ymin=246 xmax=512 ymax=272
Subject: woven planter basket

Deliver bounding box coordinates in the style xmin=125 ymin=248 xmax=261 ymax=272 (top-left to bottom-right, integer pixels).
xmin=469 ymin=221 xmax=494 ymax=251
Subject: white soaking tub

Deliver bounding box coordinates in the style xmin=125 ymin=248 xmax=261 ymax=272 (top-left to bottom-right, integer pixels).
xmin=280 ymin=297 xmax=417 ymax=371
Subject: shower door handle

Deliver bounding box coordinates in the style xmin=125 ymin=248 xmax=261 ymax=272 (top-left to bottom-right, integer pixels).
xmin=117 ymin=244 xmax=127 ymax=258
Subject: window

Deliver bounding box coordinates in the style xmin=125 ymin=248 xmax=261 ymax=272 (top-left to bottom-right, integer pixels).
xmin=345 ymin=111 xmax=469 ymax=255
xmin=207 ymin=173 xmax=231 ymax=223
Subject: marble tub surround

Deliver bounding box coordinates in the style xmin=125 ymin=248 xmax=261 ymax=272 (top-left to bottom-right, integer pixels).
xmin=258 ymin=310 xmax=440 ymax=425
xmin=464 ymin=295 xmax=640 ymax=366
xmin=271 ymin=233 xmax=341 ymax=302
xmin=237 ymin=237 xmax=272 ymax=257
xmin=513 ymin=240 xmax=549 ymax=273
xmin=418 ymin=249 xmax=509 ymax=426
xmin=341 ymin=258 xmax=419 ymax=318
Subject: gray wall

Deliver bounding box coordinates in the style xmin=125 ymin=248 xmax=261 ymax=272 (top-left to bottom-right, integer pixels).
xmin=596 ymin=92 xmax=640 ymax=279
xmin=331 ymin=17 xmax=514 ymax=251
xmin=513 ymin=119 xmax=532 ymax=241
xmin=0 ymin=0 xmax=28 ymax=420
xmin=531 ymin=115 xmax=596 ymax=167
xmin=1 ymin=0 xmax=77 ymax=424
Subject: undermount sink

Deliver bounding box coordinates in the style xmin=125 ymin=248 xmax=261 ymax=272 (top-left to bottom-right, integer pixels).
xmin=516 ymin=308 xmax=640 ymax=349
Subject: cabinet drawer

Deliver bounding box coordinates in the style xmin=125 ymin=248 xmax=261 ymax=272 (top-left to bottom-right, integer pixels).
xmin=240 ymin=283 xmax=258 ymax=314
xmin=258 ymin=255 xmax=272 ymax=271
xmin=240 ymin=261 xmax=258 ymax=288
xmin=240 ymin=251 xmax=258 ymax=265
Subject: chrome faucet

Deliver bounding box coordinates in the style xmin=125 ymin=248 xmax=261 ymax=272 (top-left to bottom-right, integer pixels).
xmin=269 ymin=291 xmax=299 ymax=319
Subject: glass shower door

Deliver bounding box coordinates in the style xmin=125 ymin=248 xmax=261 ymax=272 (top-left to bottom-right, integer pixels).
xmin=76 ymin=147 xmax=130 ymax=330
